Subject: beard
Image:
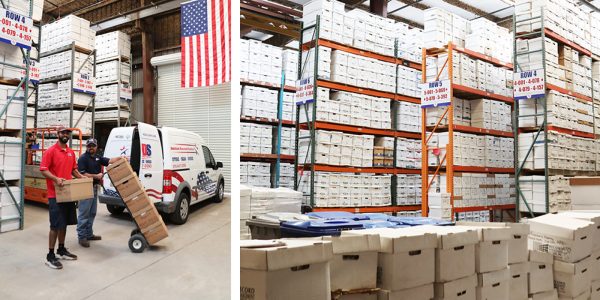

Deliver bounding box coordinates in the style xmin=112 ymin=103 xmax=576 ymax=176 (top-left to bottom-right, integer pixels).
xmin=60 ymin=136 xmax=69 ymax=143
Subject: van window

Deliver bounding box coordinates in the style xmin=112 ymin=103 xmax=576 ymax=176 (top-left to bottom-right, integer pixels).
xmin=202 ymin=146 xmax=216 ymax=168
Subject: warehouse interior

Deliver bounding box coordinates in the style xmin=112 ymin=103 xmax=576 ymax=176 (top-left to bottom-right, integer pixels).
xmin=0 ymin=0 xmax=230 ymax=298
xmin=240 ymin=0 xmax=600 ymax=299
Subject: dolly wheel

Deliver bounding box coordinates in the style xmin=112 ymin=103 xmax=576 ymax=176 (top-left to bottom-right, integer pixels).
xmin=129 ymin=234 xmax=147 ymax=253
xmin=130 ymin=229 xmax=141 ymax=236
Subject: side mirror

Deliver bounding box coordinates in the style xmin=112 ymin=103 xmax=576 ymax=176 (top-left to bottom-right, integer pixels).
xmin=216 ymin=161 xmax=223 ymax=169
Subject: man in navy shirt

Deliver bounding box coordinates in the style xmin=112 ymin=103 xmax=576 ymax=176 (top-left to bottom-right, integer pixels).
xmin=77 ymin=138 xmax=120 ymax=247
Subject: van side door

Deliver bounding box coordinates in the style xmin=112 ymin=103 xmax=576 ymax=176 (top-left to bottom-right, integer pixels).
xmin=137 ymin=122 xmax=164 ymax=202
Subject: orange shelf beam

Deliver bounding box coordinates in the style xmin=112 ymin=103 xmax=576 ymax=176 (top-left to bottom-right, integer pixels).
xmin=300 ymin=164 xmax=421 ymax=174
xmin=453 ymin=166 xmax=515 ymax=173
xmin=452 ymin=84 xmax=514 ymax=104
xmin=547 ymin=83 xmax=592 ymax=102
xmin=300 ymin=121 xmax=421 ymax=139
xmin=302 ymin=39 xmax=422 ymax=70
xmin=241 ymin=79 xmax=297 ymax=92
xmin=453 ymin=45 xmax=513 ymax=69
xmin=518 ymin=126 xmax=595 ymax=139
xmin=240 ymin=116 xmax=295 ymax=127
xmin=453 ymin=204 xmax=516 ymax=213
xmin=544 ymin=28 xmax=591 ymax=57
xmin=429 ymin=125 xmax=514 ymax=138
xmin=312 ymin=205 xmax=422 ymax=213
xmin=241 ymin=153 xmax=296 ymax=162
xmin=317 ymin=80 xmax=420 ymax=104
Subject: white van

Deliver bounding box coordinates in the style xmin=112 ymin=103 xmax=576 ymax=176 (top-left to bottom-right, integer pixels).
xmin=99 ymin=122 xmax=225 ymax=224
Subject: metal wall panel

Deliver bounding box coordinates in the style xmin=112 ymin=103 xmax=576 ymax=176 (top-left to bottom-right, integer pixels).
xmin=155 ymin=62 xmax=231 ymax=192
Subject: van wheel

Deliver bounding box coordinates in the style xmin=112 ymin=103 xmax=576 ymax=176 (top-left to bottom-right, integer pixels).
xmin=213 ymin=180 xmax=224 ymax=203
xmin=169 ymin=193 xmax=190 ymax=225
xmin=106 ymin=204 xmax=125 ymax=215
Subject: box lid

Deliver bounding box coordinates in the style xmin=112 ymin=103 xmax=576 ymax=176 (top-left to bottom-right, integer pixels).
xmin=455 ymin=225 xmax=513 ymax=241
xmin=477 ymin=268 xmax=509 ymax=286
xmin=557 ymin=211 xmax=600 ymax=227
xmin=106 ymin=157 xmax=127 ymax=170
xmin=529 ymin=250 xmax=553 ymax=264
xmin=455 ymin=221 xmax=530 ymax=237
xmin=528 ymin=214 xmax=594 ymax=240
xmin=553 ymin=256 xmax=592 ymax=274
xmin=240 ymin=239 xmax=333 ymax=271
xmin=509 ymin=262 xmax=529 ymax=276
xmin=411 ymin=225 xmax=479 ymax=249
xmin=322 ymin=233 xmax=381 ymax=254
xmin=347 ymin=227 xmax=437 ymax=253
xmin=63 ymin=177 xmax=93 ymax=185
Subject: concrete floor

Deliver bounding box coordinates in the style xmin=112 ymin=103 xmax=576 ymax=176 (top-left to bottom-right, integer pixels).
xmin=0 ymin=195 xmax=231 ymax=300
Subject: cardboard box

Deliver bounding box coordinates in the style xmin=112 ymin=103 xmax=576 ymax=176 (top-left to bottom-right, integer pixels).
xmin=347 ymin=228 xmax=436 ymax=291
xmin=592 ymin=280 xmax=600 ymax=300
xmin=529 ymin=250 xmax=554 ymax=294
xmin=115 ymin=175 xmax=145 ymax=199
xmin=456 ymin=225 xmax=511 ymax=273
xmin=123 ymin=190 xmax=153 ymax=213
xmin=507 ymin=223 xmax=530 ymax=264
xmin=142 ymin=221 xmax=168 ymax=245
xmin=593 ymin=250 xmax=600 ymax=281
xmin=132 ymin=205 xmax=160 ymax=229
xmin=412 ymin=225 xmax=479 ymax=282
xmin=55 ymin=177 xmax=93 ymax=203
xmin=509 ymin=262 xmax=529 ymax=300
xmin=557 ymin=289 xmax=591 ymax=300
xmin=557 ymin=211 xmax=600 ymax=251
xmin=337 ymin=292 xmax=377 ymax=300
xmin=106 ymin=157 xmax=133 ymax=184
xmin=476 ymin=268 xmax=509 ymax=300
xmin=240 ymin=239 xmax=333 ymax=300
xmin=433 ymin=274 xmax=477 ymax=300
xmin=377 ymin=284 xmax=434 ymax=300
xmin=321 ymin=233 xmax=381 ymax=291
xmin=531 ymin=289 xmax=559 ymax=300
xmin=528 ymin=214 xmax=594 ymax=263
xmin=553 ymin=256 xmax=592 ymax=298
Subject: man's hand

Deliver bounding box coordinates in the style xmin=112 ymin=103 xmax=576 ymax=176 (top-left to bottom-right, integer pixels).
xmin=94 ymin=173 xmax=104 ymax=181
xmin=55 ymin=178 xmax=65 ymax=187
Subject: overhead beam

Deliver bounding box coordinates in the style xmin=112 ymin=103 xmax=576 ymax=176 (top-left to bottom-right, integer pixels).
xmin=370 ymin=0 xmax=387 ymax=17
xmin=44 ymin=0 xmax=80 ymax=14
xmin=90 ymin=0 xmax=181 ymax=33
xmin=240 ymin=3 xmax=298 ymax=21
xmin=74 ymin=0 xmax=123 ymax=16
xmin=241 ymin=10 xmax=300 ymax=38
xmin=393 ymin=0 xmax=430 ymax=11
xmin=440 ymin=0 xmax=500 ymax=22
xmin=242 ymin=0 xmax=302 ymax=18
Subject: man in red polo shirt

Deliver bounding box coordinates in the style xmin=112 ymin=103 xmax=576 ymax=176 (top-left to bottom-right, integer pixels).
xmin=40 ymin=126 xmax=85 ymax=270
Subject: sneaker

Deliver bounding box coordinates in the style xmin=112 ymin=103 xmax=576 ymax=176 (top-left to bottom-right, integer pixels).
xmin=79 ymin=239 xmax=90 ymax=248
xmin=88 ymin=235 xmax=102 ymax=241
xmin=57 ymin=248 xmax=78 ymax=260
xmin=45 ymin=253 xmax=63 ymax=269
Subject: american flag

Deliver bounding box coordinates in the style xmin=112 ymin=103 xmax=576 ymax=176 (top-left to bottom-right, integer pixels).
xmin=181 ymin=0 xmax=230 ymax=87
xmin=197 ymin=172 xmax=217 ymax=194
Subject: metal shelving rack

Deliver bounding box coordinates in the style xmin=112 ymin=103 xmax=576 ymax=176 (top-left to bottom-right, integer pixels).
xmin=94 ymin=52 xmax=132 ymax=127
xmin=38 ymin=42 xmax=97 ymax=143
xmin=421 ymin=42 xmax=516 ymax=220
xmin=240 ymin=36 xmax=298 ymax=188
xmin=294 ymin=16 xmax=423 ymax=213
xmin=0 ymin=0 xmax=34 ymax=232
xmin=513 ymin=13 xmax=595 ymax=219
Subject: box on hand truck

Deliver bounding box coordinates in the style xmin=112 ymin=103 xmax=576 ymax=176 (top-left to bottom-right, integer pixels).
xmin=106 ymin=157 xmax=168 ymax=252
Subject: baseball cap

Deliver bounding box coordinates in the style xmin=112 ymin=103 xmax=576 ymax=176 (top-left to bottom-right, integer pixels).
xmin=86 ymin=138 xmax=98 ymax=146
xmin=56 ymin=126 xmax=72 ymax=133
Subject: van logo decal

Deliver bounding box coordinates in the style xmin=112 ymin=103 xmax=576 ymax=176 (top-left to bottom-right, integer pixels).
xmin=195 ymin=171 xmax=217 ymax=195
xmin=119 ymin=145 xmax=128 ymax=156
xmin=141 ymin=144 xmax=152 ymax=157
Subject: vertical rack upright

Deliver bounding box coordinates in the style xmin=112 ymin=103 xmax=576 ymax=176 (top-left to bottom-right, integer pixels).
xmin=0 ymin=0 xmax=34 ymax=231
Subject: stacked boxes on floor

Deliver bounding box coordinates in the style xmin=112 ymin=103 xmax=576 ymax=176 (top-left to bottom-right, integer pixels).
xmin=299 ymin=172 xmax=392 ymax=208
xmin=528 ymin=250 xmax=556 ymax=298
xmin=106 ymin=158 xmax=168 ymax=245
xmin=350 ymin=228 xmax=437 ymax=300
xmin=94 ymin=31 xmax=131 ymax=123
xmin=39 ymin=15 xmax=96 ymax=136
xmin=239 ymin=185 xmax=302 ymax=239
xmin=528 ymin=213 xmax=597 ymax=299
xmin=298 ymin=130 xmax=374 ymax=167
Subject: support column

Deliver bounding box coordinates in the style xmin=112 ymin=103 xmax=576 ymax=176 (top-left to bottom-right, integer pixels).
xmin=141 ymin=18 xmax=155 ymax=125
xmin=370 ymin=0 xmax=387 ymax=17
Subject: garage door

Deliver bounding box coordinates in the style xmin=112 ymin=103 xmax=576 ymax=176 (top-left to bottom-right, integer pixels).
xmin=153 ymin=55 xmax=231 ymax=192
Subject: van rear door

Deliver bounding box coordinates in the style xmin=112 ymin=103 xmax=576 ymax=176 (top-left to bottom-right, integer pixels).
xmin=102 ymin=127 xmax=135 ymax=196
xmin=137 ymin=122 xmax=164 ymax=202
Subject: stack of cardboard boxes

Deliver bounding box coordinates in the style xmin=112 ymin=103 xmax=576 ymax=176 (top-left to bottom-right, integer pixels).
xmin=95 ymin=31 xmax=130 ymax=62
xmin=396 ymin=174 xmax=422 ymax=206
xmin=373 ymin=137 xmax=394 ymax=168
xmin=279 ymin=163 xmax=295 ymax=189
xmin=0 ymin=137 xmax=22 ymax=181
xmin=40 ymin=50 xmax=94 ymax=79
xmin=278 ymin=127 xmax=295 ymax=156
xmin=466 ymin=18 xmax=512 ymax=63
xmin=298 ymin=130 xmax=375 ymax=168
xmin=0 ymin=86 xmax=25 ymax=131
xmin=95 ymin=60 xmax=130 ymax=85
xmin=239 ymin=162 xmax=271 ymax=188
xmin=241 ymin=86 xmax=278 ymax=119
xmin=519 ymin=131 xmax=597 ymax=172
xmin=423 ymin=8 xmax=469 ymax=49
xmin=396 ymin=65 xmax=421 ymax=98
xmin=282 ymin=49 xmax=298 ymax=87
xmin=239 ymin=123 xmax=272 ymax=155
xmin=36 ymin=110 xmax=93 ymax=136
xmin=298 ymin=172 xmax=392 ymax=208
xmin=330 ymin=50 xmax=396 ymax=93
xmin=106 ymin=158 xmax=168 ymax=246
xmin=395 ymin=137 xmax=421 ymax=169
xmin=38 ymin=80 xmax=92 ymax=109
xmin=0 ymin=186 xmax=21 ymax=233
xmin=518 ymin=175 xmax=571 ymax=213
xmin=95 ymin=84 xmax=129 ymax=109
xmin=396 ymin=102 xmax=421 ymax=133
xmin=427 ymin=132 xmax=514 ymax=169
xmin=40 ymin=15 xmax=95 ymax=54
xmin=395 ymin=23 xmax=423 ymax=63
xmin=240 ymin=39 xmax=283 ymax=86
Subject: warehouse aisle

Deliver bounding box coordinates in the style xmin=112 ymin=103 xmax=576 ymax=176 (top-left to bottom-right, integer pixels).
xmin=0 ymin=196 xmax=231 ymax=300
